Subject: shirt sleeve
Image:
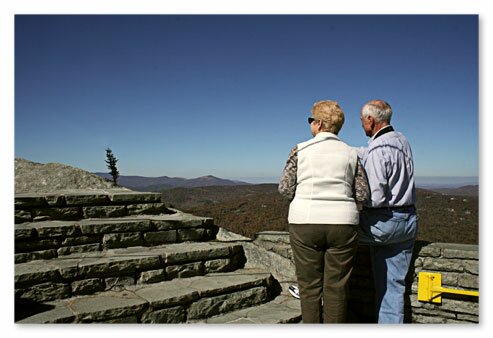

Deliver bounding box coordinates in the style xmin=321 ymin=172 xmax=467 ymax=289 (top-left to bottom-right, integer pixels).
xmin=353 ymin=159 xmax=370 ymax=206
xmin=278 ymin=146 xmax=298 ymax=201
xmin=363 ymin=146 xmax=390 ymax=207
xmin=356 ymin=146 xmax=366 ymax=159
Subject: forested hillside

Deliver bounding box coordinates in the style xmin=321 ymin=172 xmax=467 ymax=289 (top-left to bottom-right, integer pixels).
xmin=161 ymin=184 xmax=479 ymax=244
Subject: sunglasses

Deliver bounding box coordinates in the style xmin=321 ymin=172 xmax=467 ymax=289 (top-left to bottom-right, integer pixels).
xmin=308 ymin=117 xmax=316 ymax=124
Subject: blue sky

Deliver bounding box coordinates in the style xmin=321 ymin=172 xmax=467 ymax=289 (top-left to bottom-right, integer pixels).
xmin=15 ymin=15 xmax=478 ymax=183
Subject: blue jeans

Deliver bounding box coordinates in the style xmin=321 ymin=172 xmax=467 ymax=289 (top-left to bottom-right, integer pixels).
xmin=359 ymin=208 xmax=418 ymax=323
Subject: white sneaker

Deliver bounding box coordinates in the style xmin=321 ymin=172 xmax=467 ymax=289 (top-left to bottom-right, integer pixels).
xmin=288 ymin=284 xmax=300 ymax=299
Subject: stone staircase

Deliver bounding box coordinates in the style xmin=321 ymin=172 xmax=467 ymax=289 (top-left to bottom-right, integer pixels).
xmin=15 ymin=190 xmax=301 ymax=323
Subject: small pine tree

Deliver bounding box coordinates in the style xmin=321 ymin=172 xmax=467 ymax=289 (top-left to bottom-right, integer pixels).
xmin=105 ymin=148 xmax=119 ymax=186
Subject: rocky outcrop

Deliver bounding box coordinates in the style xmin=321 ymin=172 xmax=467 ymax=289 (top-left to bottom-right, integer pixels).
xmin=15 ymin=158 xmax=127 ymax=193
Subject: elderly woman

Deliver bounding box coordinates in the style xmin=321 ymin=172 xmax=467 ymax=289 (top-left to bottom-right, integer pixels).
xmin=279 ymin=100 xmax=369 ymax=323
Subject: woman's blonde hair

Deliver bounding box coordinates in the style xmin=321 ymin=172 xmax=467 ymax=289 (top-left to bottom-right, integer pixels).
xmin=311 ymin=100 xmax=345 ymax=134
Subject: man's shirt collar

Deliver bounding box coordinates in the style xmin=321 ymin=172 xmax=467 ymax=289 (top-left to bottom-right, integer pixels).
xmin=368 ymin=125 xmax=394 ymax=144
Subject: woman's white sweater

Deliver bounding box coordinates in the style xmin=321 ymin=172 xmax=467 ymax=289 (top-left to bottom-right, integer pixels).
xmin=288 ymin=132 xmax=359 ymax=225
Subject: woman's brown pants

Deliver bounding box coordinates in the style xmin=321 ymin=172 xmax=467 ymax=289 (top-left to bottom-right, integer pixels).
xmin=289 ymin=223 xmax=358 ymax=323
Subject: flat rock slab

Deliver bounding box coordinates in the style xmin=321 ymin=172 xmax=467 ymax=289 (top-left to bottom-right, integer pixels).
xmin=78 ymin=218 xmax=152 ymax=234
xmin=14 ymin=190 xmax=177 ymax=224
xmin=17 ymin=269 xmax=273 ymax=323
xmin=216 ymin=227 xmax=253 ymax=242
xmin=195 ymin=295 xmax=301 ymax=324
xmin=254 ymin=231 xmax=291 ymax=244
xmin=15 ymin=190 xmax=162 ymax=209
xmin=15 ymin=213 xmax=213 ymax=239
xmin=18 ymin=290 xmax=148 ymax=323
xmin=128 ymin=212 xmax=214 ymax=229
xmin=15 ymin=241 xmax=243 ymax=288
xmin=16 ymin=220 xmax=82 ymax=239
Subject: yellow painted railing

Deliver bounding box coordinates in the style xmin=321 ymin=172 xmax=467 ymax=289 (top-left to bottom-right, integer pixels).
xmin=418 ymin=272 xmax=479 ymax=304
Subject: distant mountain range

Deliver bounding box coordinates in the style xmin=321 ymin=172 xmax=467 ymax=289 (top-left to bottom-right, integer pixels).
xmin=93 ymin=173 xmax=250 ymax=191
xmin=94 ymin=171 xmax=479 ymax=197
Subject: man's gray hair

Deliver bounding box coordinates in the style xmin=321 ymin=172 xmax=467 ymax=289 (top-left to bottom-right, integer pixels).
xmin=361 ymin=100 xmax=393 ymax=123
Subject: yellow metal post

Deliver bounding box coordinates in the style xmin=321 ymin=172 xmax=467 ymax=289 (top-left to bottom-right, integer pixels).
xmin=418 ymin=272 xmax=479 ymax=304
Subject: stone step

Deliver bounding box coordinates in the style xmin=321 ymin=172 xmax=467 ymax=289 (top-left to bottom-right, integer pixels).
xmin=215 ymin=228 xmax=298 ymax=296
xmin=194 ymin=294 xmax=301 ymax=324
xmin=15 ymin=212 xmax=218 ymax=263
xmin=15 ymin=190 xmax=173 ymax=223
xmin=15 ymin=241 xmax=246 ymax=303
xmin=15 ymin=190 xmax=162 ymax=209
xmin=16 ymin=268 xmax=278 ymax=323
xmin=253 ymin=231 xmax=293 ymax=260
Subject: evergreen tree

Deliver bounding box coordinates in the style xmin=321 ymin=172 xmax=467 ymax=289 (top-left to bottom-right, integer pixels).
xmin=105 ymin=148 xmax=119 ymax=185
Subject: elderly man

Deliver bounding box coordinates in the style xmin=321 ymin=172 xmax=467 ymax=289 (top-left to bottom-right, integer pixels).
xmin=357 ymin=99 xmax=418 ymax=324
